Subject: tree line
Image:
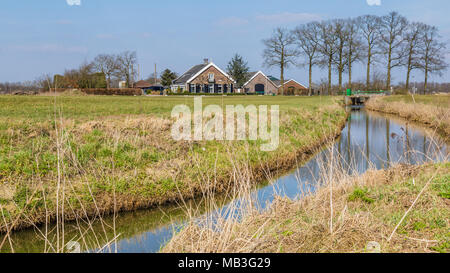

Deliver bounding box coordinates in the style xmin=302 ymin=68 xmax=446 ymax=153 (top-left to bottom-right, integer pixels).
xmin=50 ymin=51 xmax=138 ymax=90
xmin=262 ymin=11 xmax=448 ymax=95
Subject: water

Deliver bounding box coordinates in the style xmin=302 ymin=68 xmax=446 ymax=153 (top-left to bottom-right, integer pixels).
xmin=1 ymin=108 xmax=447 ymax=253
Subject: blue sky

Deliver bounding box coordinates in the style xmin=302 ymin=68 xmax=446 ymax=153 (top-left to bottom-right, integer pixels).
xmin=1 ymin=0 xmax=449 ymax=84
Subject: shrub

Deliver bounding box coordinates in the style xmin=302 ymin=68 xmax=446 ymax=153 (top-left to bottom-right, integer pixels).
xmin=81 ymin=88 xmax=142 ymax=96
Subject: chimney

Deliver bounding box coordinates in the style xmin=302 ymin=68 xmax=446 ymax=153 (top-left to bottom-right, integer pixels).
xmin=203 ymin=58 xmax=209 ymax=64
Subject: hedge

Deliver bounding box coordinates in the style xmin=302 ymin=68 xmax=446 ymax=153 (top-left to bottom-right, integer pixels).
xmin=166 ymin=92 xmax=263 ymax=96
xmin=81 ymin=88 xmax=142 ymax=96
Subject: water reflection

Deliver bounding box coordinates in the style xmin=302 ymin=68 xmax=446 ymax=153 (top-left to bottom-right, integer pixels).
xmin=2 ymin=108 xmax=447 ymax=253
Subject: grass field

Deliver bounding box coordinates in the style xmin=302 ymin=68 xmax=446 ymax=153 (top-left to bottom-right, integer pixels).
xmin=0 ymin=95 xmax=347 ymax=232
xmin=366 ymin=95 xmax=450 ymax=137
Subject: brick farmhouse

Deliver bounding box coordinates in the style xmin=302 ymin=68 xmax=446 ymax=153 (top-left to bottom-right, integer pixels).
xmin=241 ymin=71 xmax=279 ymax=95
xmin=171 ymin=59 xmax=236 ymax=93
xmin=171 ymin=59 xmax=308 ymax=95
xmin=272 ymin=78 xmax=309 ymax=95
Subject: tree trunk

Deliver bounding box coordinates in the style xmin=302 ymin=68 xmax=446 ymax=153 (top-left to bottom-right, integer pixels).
xmin=424 ymin=64 xmax=428 ymax=94
xmin=366 ymin=46 xmax=371 ymax=89
xmin=280 ymin=49 xmax=285 ymax=96
xmin=338 ymin=52 xmax=343 ymax=93
xmin=405 ymin=49 xmax=413 ymax=91
xmin=348 ymin=62 xmax=352 ymax=91
xmin=308 ymin=61 xmax=313 ymax=96
xmin=386 ymin=45 xmax=392 ymax=90
xmin=405 ymin=67 xmax=411 ymax=92
xmin=328 ymin=56 xmax=332 ymax=95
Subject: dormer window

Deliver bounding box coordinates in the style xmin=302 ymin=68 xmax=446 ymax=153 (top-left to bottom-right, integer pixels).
xmin=208 ymin=73 xmax=214 ymax=82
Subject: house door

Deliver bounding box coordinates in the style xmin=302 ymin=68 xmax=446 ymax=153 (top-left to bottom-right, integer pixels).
xmin=255 ymin=84 xmax=265 ymax=94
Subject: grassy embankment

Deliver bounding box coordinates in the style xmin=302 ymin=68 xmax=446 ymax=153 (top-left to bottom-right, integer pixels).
xmin=366 ymin=95 xmax=450 ymax=138
xmin=163 ymin=163 xmax=450 ymax=253
xmin=0 ymin=95 xmax=346 ymax=233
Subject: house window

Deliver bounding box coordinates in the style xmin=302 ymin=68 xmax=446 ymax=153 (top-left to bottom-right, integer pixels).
xmin=218 ymin=84 xmax=222 ymax=93
xmin=209 ymin=84 xmax=214 ymax=93
xmin=208 ymin=73 xmax=214 ymax=82
xmin=190 ymin=84 xmax=196 ymax=93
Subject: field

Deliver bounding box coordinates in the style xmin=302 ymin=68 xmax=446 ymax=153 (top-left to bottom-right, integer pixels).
xmin=0 ymin=95 xmax=347 ymax=232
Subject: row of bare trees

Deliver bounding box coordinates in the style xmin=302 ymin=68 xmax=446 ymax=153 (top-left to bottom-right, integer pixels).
xmin=263 ymin=11 xmax=448 ymax=95
xmin=44 ymin=51 xmax=138 ymax=90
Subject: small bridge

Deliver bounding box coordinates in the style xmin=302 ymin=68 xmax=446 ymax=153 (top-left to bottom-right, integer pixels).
xmin=343 ymin=90 xmax=387 ymax=105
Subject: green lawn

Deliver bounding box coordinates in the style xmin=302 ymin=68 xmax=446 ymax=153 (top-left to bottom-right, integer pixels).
xmin=0 ymin=95 xmax=347 ymax=232
xmin=0 ymin=95 xmax=338 ymax=120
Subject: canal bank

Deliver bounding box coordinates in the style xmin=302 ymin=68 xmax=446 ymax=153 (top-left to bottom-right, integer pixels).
xmin=1 ymin=106 xmax=447 ymax=253
xmin=366 ymin=95 xmax=450 ymax=137
xmin=163 ymin=108 xmax=449 ymax=253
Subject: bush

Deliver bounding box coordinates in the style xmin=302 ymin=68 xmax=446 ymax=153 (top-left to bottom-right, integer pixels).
xmin=167 ymin=92 xmax=251 ymax=96
xmin=81 ymin=88 xmax=142 ymax=96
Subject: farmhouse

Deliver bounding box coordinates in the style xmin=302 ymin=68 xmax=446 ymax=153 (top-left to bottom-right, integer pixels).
xmin=134 ymin=80 xmax=152 ymax=89
xmin=242 ymin=71 xmax=279 ymax=95
xmin=271 ymin=78 xmax=309 ymax=95
xmin=171 ymin=59 xmax=236 ymax=93
xmin=134 ymin=80 xmax=164 ymax=94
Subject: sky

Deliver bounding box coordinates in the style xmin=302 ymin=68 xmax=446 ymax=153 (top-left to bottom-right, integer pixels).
xmin=1 ymin=0 xmax=449 ymax=85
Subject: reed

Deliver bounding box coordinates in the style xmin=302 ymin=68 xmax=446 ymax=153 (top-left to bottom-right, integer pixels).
xmin=366 ymin=95 xmax=450 ymax=138
xmin=162 ymin=135 xmax=449 ymax=253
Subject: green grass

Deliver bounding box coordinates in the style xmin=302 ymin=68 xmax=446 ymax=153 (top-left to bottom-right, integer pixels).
xmin=348 ymin=187 xmax=375 ymax=204
xmin=0 ymin=95 xmax=340 ymax=120
xmin=0 ymin=95 xmax=347 ymax=231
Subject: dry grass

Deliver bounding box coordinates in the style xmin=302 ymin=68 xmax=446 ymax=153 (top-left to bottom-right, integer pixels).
xmin=162 ymin=160 xmax=450 ymax=253
xmin=366 ymin=95 xmax=450 ymax=138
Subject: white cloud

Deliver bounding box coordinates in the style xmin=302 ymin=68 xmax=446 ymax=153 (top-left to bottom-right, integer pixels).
xmin=255 ymin=12 xmax=322 ymax=24
xmin=366 ymin=0 xmax=381 ymax=6
xmin=66 ymin=0 xmax=81 ymax=6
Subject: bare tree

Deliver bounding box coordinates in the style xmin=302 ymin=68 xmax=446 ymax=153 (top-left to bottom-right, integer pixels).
xmin=332 ymin=19 xmax=349 ymax=93
xmin=417 ymin=25 xmax=448 ymax=93
xmin=402 ymin=22 xmax=426 ymax=91
xmin=345 ymin=18 xmax=363 ymax=90
xmin=379 ymin=11 xmax=408 ymax=90
xmin=317 ymin=21 xmax=339 ymax=95
xmin=93 ymin=54 xmax=119 ymax=89
xmin=293 ymin=22 xmax=321 ymax=96
xmin=262 ymin=28 xmax=298 ymax=95
xmin=357 ymin=15 xmax=381 ymax=89
xmin=117 ymin=51 xmax=137 ymax=88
